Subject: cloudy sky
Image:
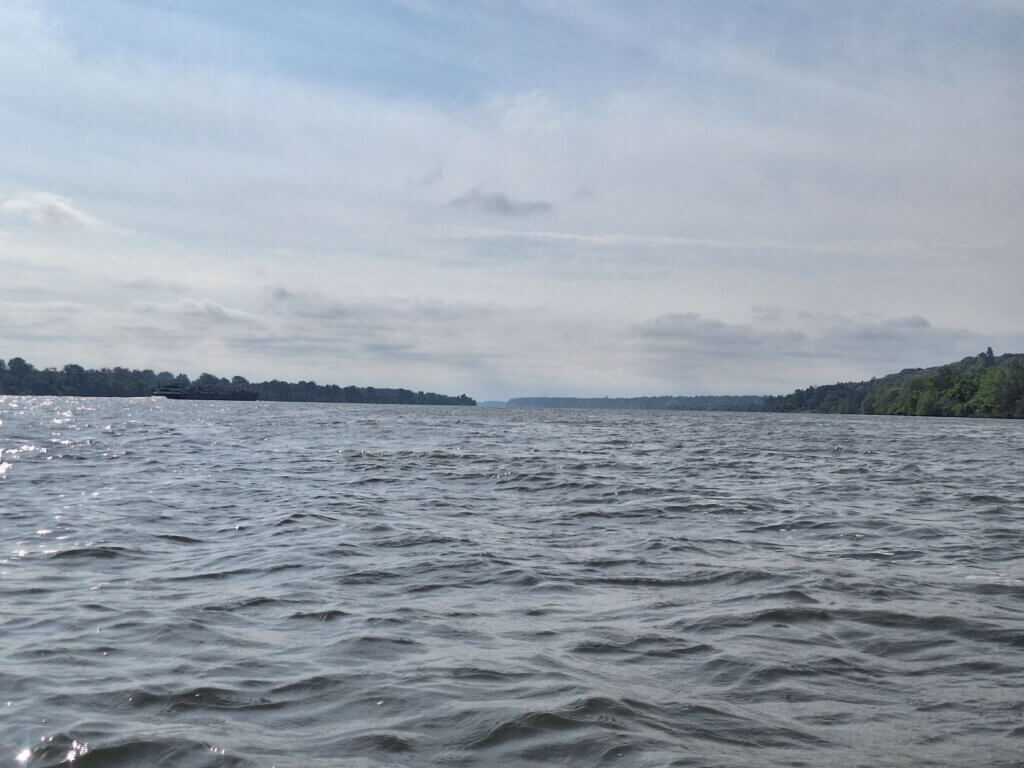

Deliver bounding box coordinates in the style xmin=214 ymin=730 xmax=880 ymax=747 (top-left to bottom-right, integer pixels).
xmin=2 ymin=1 xmax=1022 ymax=399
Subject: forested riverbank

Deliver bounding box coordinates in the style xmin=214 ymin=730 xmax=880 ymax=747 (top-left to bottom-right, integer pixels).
xmin=764 ymin=350 xmax=1024 ymax=418
xmin=0 ymin=357 xmax=475 ymax=405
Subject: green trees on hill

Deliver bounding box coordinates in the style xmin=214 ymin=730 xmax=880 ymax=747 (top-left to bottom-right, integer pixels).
xmin=764 ymin=350 xmax=1024 ymax=418
xmin=0 ymin=357 xmax=475 ymax=406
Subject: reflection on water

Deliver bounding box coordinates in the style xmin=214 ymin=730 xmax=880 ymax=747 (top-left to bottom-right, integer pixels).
xmin=1 ymin=396 xmax=1023 ymax=767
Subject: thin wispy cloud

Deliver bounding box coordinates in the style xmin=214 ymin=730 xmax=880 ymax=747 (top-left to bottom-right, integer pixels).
xmin=1 ymin=193 xmax=116 ymax=234
xmin=449 ymin=188 xmax=553 ymax=217
xmin=451 ymin=228 xmax=952 ymax=256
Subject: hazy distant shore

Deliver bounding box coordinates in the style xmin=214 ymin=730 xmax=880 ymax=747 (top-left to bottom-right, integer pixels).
xmin=492 ymin=351 xmax=1024 ymax=419
xmin=503 ymin=395 xmax=763 ymax=411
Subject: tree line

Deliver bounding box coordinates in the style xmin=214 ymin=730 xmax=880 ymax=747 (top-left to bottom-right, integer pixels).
xmin=763 ymin=349 xmax=1024 ymax=418
xmin=0 ymin=357 xmax=475 ymax=406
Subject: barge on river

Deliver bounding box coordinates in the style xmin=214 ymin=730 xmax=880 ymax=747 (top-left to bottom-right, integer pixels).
xmin=153 ymin=385 xmax=259 ymax=401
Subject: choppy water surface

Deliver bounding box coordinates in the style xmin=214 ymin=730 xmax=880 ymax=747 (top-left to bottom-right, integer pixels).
xmin=2 ymin=397 xmax=1023 ymax=767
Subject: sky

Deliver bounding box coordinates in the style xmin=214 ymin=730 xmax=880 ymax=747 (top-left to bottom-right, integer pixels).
xmin=1 ymin=0 xmax=1022 ymax=400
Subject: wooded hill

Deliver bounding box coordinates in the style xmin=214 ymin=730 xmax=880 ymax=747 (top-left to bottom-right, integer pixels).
xmin=763 ymin=349 xmax=1024 ymax=418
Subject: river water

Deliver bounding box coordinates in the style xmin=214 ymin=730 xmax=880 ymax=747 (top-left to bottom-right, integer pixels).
xmin=1 ymin=397 xmax=1022 ymax=767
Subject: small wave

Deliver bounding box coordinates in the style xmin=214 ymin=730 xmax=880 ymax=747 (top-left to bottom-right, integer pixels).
xmin=572 ymin=634 xmax=714 ymax=658
xmin=722 ymin=589 xmax=819 ymax=604
xmin=50 ymin=546 xmax=134 ymax=560
xmin=676 ymin=606 xmax=833 ymax=632
xmin=340 ymin=731 xmax=416 ymax=754
xmin=274 ymin=511 xmax=336 ymax=526
xmin=461 ymin=702 xmax=606 ymax=749
xmin=21 ymin=734 xmax=247 ymax=768
xmin=745 ymin=519 xmax=839 ymax=532
xmin=445 ymin=665 xmax=532 ymax=682
xmin=155 ymin=533 xmax=203 ymax=544
xmin=965 ymin=493 xmax=1010 ymax=504
xmin=165 ymin=566 xmax=262 ymax=581
xmin=583 ymin=568 xmax=776 ymax=589
xmin=129 ymin=685 xmax=280 ymax=714
xmin=289 ymin=608 xmax=351 ymax=621
xmin=201 ymin=595 xmax=291 ymax=612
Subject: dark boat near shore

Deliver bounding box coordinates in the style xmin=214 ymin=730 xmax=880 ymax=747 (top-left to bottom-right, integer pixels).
xmin=153 ymin=385 xmax=258 ymax=401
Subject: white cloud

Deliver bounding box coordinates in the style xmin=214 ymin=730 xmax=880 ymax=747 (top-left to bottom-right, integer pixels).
xmin=1 ymin=193 xmax=116 ymax=234
xmin=630 ymin=310 xmax=1001 ymax=394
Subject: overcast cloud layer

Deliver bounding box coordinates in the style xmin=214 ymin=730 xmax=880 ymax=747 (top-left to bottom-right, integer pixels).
xmin=2 ymin=1 xmax=1022 ymax=399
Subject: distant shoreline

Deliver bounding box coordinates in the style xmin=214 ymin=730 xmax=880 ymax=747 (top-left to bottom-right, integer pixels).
xmin=0 ymin=357 xmax=476 ymax=406
xmin=491 ymin=350 xmax=1024 ymax=420
xmin=502 ymin=395 xmax=762 ymax=412
xmin=4 ymin=350 xmax=1022 ymax=418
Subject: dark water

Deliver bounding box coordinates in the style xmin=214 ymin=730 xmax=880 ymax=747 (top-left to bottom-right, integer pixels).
xmin=2 ymin=397 xmax=1023 ymax=767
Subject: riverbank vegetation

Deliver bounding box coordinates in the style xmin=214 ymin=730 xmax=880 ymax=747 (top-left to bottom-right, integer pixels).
xmin=0 ymin=357 xmax=475 ymax=405
xmin=764 ymin=350 xmax=1024 ymax=418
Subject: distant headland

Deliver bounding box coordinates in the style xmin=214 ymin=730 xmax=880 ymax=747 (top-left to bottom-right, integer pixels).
xmin=502 ymin=395 xmax=763 ymax=411
xmin=488 ymin=350 xmax=1024 ymax=419
xmin=0 ymin=357 xmax=475 ymax=406
xmin=764 ymin=349 xmax=1024 ymax=418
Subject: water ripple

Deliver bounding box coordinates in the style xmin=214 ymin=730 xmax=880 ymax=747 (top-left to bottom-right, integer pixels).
xmin=2 ymin=396 xmax=1023 ymax=766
